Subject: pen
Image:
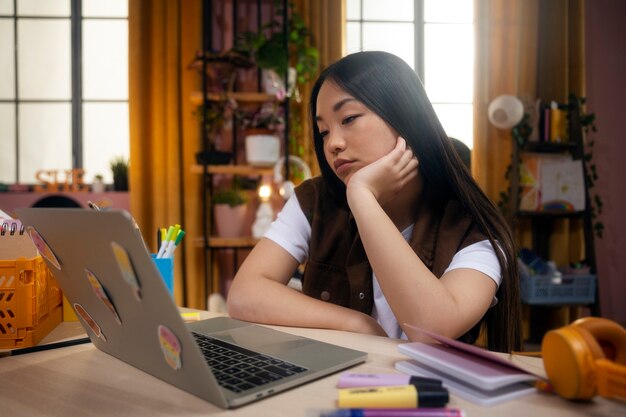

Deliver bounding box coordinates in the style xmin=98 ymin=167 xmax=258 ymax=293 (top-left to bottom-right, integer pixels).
xmin=9 ymin=337 xmax=92 ymax=356
xmin=160 ymin=225 xmax=181 ymax=258
xmin=156 ymin=226 xmax=175 ymax=258
xmin=338 ymin=373 xmax=442 ymax=389
xmin=164 ymin=230 xmax=185 ymax=258
xmin=320 ymin=409 xmax=465 ymax=417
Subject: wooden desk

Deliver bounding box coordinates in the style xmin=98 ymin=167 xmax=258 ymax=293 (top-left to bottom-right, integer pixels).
xmin=0 ymin=311 xmax=621 ymax=416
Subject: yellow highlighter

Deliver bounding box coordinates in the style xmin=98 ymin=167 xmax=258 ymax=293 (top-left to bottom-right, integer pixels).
xmin=338 ymin=385 xmax=449 ymax=409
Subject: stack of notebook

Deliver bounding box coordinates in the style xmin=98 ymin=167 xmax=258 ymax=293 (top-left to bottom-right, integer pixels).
xmin=396 ymin=325 xmax=542 ymax=406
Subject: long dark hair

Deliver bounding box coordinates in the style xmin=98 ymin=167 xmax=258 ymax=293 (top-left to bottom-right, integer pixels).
xmin=309 ymin=51 xmax=521 ymax=352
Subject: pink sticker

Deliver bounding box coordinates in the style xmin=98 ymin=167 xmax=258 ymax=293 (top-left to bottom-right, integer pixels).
xmin=158 ymin=325 xmax=182 ymax=370
xmin=74 ymin=303 xmax=106 ymax=342
xmin=26 ymin=226 xmax=61 ymax=270
xmin=85 ymin=268 xmax=122 ymax=325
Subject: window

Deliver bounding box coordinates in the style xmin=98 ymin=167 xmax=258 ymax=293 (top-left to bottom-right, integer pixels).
xmin=0 ymin=0 xmax=128 ymax=185
xmin=346 ymin=0 xmax=474 ymax=148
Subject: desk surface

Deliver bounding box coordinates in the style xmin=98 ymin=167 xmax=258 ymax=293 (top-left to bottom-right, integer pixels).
xmin=1 ymin=311 xmax=622 ymax=416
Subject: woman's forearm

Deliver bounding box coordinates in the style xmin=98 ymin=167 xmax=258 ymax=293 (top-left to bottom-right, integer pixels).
xmin=228 ymin=276 xmax=383 ymax=334
xmin=227 ymin=239 xmax=386 ymax=336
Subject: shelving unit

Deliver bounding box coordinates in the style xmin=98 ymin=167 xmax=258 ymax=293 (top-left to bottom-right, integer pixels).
xmin=194 ymin=0 xmax=290 ymax=303
xmin=507 ymin=96 xmax=599 ymax=342
xmin=508 ymin=96 xmax=596 ymax=268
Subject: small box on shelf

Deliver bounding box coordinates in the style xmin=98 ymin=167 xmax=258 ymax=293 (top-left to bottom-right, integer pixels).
xmin=520 ymin=273 xmax=596 ymax=305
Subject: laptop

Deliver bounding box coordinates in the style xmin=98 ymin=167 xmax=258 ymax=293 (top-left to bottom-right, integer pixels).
xmin=16 ymin=208 xmax=367 ymax=408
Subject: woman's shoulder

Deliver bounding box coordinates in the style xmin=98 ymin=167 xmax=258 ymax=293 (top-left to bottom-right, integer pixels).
xmin=294 ymin=176 xmax=349 ymax=225
xmin=294 ymin=176 xmax=337 ymax=209
xmin=294 ymin=176 xmax=325 ymax=196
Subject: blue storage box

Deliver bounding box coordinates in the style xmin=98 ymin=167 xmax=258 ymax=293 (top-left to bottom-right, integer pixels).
xmin=520 ymin=274 xmax=596 ymax=305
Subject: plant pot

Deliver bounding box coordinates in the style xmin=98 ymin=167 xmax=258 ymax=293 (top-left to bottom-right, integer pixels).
xmin=213 ymin=204 xmax=247 ymax=237
xmin=245 ymin=134 xmax=280 ymax=167
xmin=112 ymin=175 xmax=128 ymax=191
xmin=195 ymin=150 xmax=232 ymax=165
xmin=91 ymin=180 xmax=106 ymax=193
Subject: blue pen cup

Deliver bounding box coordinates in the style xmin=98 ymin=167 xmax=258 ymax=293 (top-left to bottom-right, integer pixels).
xmin=151 ymin=254 xmax=174 ymax=296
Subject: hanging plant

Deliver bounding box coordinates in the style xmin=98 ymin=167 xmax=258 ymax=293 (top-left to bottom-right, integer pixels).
xmin=233 ymin=0 xmax=319 ymax=86
xmin=573 ymin=94 xmax=603 ymax=238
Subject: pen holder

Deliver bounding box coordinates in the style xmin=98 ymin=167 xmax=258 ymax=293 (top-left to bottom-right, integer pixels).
xmin=151 ymin=254 xmax=174 ymax=296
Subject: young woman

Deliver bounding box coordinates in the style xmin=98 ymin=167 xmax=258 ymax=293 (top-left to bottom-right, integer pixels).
xmin=227 ymin=51 xmax=522 ymax=353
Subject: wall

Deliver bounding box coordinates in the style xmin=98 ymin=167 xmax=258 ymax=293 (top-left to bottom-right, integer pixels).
xmin=585 ymin=0 xmax=626 ymax=325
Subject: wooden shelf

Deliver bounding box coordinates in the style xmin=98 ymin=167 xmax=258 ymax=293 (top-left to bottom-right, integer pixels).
xmin=194 ymin=236 xmax=260 ymax=249
xmin=191 ymin=164 xmax=274 ymax=176
xmin=517 ymin=210 xmax=586 ymax=218
xmin=190 ymin=91 xmax=277 ymax=106
xmin=521 ymin=142 xmax=578 ymax=153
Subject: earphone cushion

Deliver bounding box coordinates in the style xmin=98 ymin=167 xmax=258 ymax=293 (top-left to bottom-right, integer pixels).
xmin=542 ymin=325 xmax=603 ymax=400
xmin=572 ymin=317 xmax=626 ymax=365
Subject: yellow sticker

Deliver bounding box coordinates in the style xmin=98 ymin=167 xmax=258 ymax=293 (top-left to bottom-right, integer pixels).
xmin=158 ymin=325 xmax=182 ymax=370
xmin=74 ymin=303 xmax=106 ymax=342
xmin=110 ymin=241 xmax=142 ymax=301
xmin=26 ymin=226 xmax=61 ymax=270
xmin=85 ymin=268 xmax=121 ymax=325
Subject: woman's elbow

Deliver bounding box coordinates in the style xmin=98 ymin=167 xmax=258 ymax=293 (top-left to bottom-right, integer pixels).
xmin=225 ymin=278 xmax=248 ymax=319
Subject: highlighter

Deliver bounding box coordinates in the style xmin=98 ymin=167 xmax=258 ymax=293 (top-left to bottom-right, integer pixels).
xmin=338 ymin=385 xmax=449 ymax=409
xmin=338 ymin=373 xmax=443 ymax=389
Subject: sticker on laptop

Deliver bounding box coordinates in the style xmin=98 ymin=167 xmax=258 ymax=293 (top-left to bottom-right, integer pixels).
xmin=26 ymin=226 xmax=61 ymax=270
xmin=74 ymin=303 xmax=107 ymax=342
xmin=158 ymin=325 xmax=182 ymax=370
xmin=85 ymin=268 xmax=122 ymax=325
xmin=110 ymin=241 xmax=142 ymax=301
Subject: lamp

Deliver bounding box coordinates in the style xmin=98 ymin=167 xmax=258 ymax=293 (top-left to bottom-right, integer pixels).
xmin=488 ymin=94 xmax=524 ymax=129
xmin=252 ymin=184 xmax=274 ymax=238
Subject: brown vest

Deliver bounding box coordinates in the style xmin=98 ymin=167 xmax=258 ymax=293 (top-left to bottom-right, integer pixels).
xmin=295 ymin=177 xmax=488 ymax=341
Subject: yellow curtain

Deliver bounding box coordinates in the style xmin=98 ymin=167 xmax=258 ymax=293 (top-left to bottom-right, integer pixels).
xmin=291 ymin=0 xmax=346 ymax=176
xmin=474 ymin=0 xmax=585 ymax=267
xmin=129 ymin=0 xmax=206 ymax=309
xmin=128 ymin=0 xmax=342 ymax=309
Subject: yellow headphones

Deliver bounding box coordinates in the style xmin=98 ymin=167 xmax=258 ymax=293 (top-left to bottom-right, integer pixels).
xmin=541 ymin=317 xmax=626 ymax=401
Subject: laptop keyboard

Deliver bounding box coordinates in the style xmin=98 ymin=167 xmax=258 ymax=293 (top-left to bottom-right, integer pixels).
xmin=192 ymin=332 xmax=308 ymax=393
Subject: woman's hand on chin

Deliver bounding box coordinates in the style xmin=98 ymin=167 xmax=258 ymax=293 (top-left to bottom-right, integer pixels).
xmin=346 ymin=137 xmax=419 ymax=206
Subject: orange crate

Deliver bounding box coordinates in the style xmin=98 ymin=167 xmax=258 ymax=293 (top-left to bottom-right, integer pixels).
xmin=0 ymin=256 xmax=63 ymax=348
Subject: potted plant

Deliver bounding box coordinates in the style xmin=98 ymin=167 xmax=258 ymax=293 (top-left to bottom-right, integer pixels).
xmin=235 ymin=102 xmax=284 ymax=167
xmin=110 ymin=156 xmax=129 ymax=191
xmin=194 ymin=97 xmax=239 ymax=166
xmin=92 ymin=174 xmax=106 ymax=193
xmin=233 ymin=1 xmax=319 ymax=94
xmin=212 ymin=184 xmax=248 ymax=237
xmin=189 ymin=50 xmax=254 ymax=166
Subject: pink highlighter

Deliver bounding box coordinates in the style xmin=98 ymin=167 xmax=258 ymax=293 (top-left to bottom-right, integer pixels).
xmin=338 ymin=373 xmax=443 ymax=389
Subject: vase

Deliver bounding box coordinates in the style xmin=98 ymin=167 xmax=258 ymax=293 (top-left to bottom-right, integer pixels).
xmin=91 ymin=180 xmax=106 ymax=193
xmin=213 ymin=204 xmax=247 ymax=237
xmin=245 ymin=134 xmax=280 ymax=167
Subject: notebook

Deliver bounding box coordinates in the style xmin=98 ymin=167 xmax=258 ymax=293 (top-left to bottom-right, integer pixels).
xmin=16 ymin=208 xmax=367 ymax=409
xmin=395 ymin=325 xmax=540 ymax=406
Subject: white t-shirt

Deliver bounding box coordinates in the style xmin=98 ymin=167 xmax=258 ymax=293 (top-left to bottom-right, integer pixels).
xmin=265 ymin=194 xmax=502 ymax=339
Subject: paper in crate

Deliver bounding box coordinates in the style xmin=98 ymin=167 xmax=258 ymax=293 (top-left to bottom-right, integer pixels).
xmin=0 ymin=219 xmax=63 ymax=348
xmin=519 ymin=154 xmax=585 ymax=212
